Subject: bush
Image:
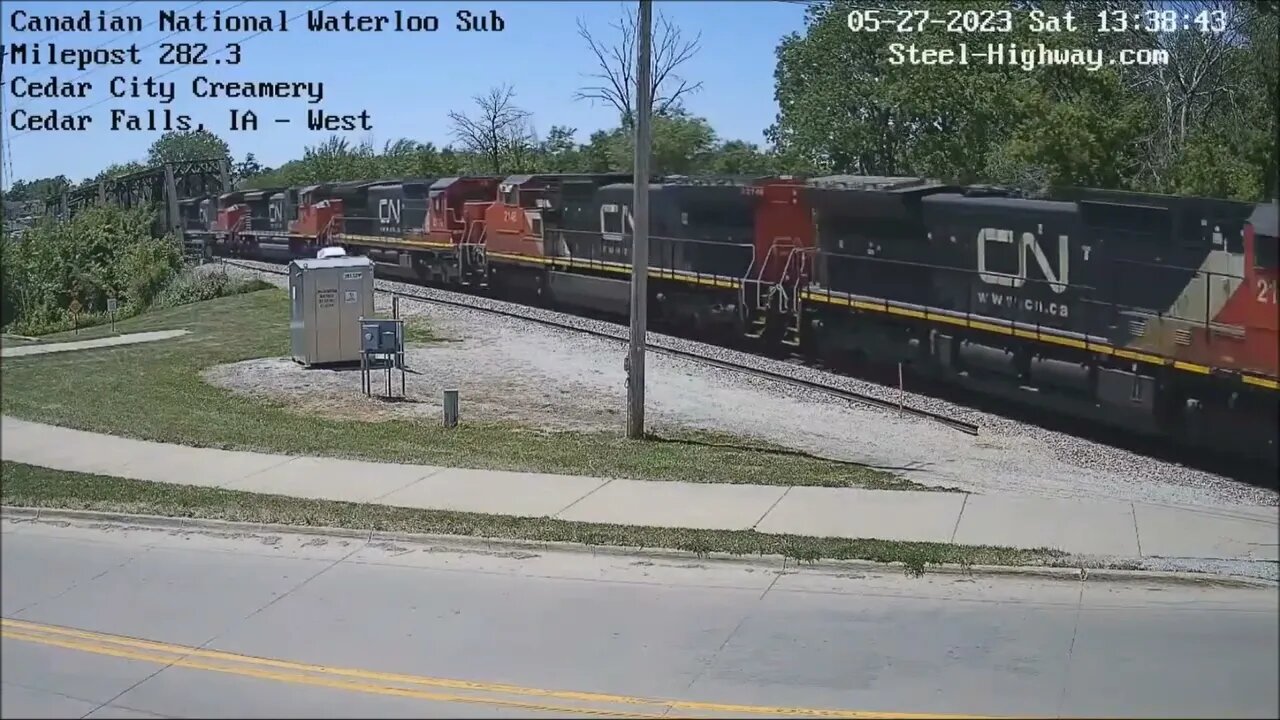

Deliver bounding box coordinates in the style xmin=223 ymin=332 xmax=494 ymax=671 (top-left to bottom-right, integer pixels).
xmin=1 ymin=205 xmax=172 ymax=334
xmin=121 ymin=235 xmax=184 ymax=308
xmin=1 ymin=204 xmax=269 ymax=336
xmin=151 ymin=268 xmax=272 ymax=310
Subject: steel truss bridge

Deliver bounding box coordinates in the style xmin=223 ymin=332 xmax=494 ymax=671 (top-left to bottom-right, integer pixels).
xmin=43 ymin=157 xmax=231 ymax=243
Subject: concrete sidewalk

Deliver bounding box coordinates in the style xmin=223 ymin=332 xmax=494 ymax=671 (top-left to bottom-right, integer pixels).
xmin=0 ymin=330 xmax=190 ymax=358
xmin=1 ymin=417 xmax=1276 ymax=562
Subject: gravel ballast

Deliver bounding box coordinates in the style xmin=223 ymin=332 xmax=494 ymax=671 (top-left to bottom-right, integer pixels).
xmin=216 ymin=261 xmax=1279 ymax=508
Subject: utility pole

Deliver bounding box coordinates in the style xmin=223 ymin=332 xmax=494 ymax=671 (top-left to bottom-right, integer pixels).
xmin=627 ymin=0 xmax=653 ymax=440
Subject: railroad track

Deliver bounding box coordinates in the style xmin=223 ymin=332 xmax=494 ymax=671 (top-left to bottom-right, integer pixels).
xmin=221 ymin=258 xmax=981 ymax=436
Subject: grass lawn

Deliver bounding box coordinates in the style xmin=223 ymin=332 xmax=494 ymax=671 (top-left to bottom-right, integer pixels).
xmin=0 ymin=337 xmax=37 ymax=348
xmin=1 ymin=289 xmax=919 ymax=489
xmin=1 ymin=462 xmax=1058 ymax=574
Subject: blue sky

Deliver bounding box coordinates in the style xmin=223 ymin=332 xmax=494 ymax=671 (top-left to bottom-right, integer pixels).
xmin=0 ymin=0 xmax=808 ymax=188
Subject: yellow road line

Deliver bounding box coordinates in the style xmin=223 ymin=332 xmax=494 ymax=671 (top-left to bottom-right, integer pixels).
xmin=1 ymin=618 xmax=992 ymax=719
xmin=0 ymin=628 xmax=654 ymax=718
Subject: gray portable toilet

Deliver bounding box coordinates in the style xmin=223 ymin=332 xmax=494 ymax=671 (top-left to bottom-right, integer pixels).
xmin=289 ymin=256 xmax=375 ymax=367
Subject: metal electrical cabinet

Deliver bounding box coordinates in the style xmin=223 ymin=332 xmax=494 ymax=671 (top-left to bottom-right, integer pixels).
xmin=289 ymin=256 xmax=375 ymax=366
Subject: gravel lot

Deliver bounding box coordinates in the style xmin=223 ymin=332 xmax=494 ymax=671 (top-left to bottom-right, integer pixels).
xmin=212 ymin=260 xmax=1279 ymax=508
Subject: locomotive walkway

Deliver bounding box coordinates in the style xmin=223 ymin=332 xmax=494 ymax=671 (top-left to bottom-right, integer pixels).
xmin=2 ymin=416 xmax=1276 ymax=565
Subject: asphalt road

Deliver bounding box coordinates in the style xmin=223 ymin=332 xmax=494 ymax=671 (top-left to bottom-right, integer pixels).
xmin=2 ymin=514 xmax=1276 ymax=719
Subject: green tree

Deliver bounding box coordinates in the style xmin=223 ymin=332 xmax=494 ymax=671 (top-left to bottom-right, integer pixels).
xmin=606 ymin=111 xmax=717 ymax=175
xmin=769 ymin=0 xmax=916 ymax=175
xmin=383 ymin=139 xmax=465 ymax=178
xmin=1165 ymin=132 xmax=1266 ymax=200
xmin=581 ymin=129 xmax=620 ymax=172
xmin=3 ymin=175 xmax=71 ymax=202
xmin=146 ymin=129 xmax=231 ymax=166
xmin=766 ymin=0 xmax=1261 ymax=192
xmin=707 ymin=140 xmax=776 ymax=176
xmin=1 ymin=204 xmax=180 ymax=333
xmin=85 ymin=161 xmax=149 ymax=189
xmin=539 ymin=126 xmax=583 ymax=172
xmin=1217 ymin=0 xmax=1280 ymax=199
xmin=233 ymin=153 xmax=267 ymax=184
xmin=985 ymin=66 xmax=1148 ymax=195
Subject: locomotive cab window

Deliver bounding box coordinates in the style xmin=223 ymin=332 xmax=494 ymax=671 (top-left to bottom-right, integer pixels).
xmin=1256 ymin=234 xmax=1279 ymax=269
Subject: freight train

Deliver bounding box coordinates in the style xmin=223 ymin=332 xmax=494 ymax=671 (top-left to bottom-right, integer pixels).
xmin=180 ymin=173 xmax=1280 ymax=466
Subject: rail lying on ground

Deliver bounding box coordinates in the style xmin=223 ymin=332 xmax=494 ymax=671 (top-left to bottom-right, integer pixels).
xmin=221 ymin=259 xmax=981 ymax=436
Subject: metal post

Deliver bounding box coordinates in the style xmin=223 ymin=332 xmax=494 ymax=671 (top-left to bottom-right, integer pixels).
xmin=392 ymin=295 xmax=399 ymax=320
xmin=443 ymin=389 xmax=460 ymax=428
xmin=898 ymin=361 xmax=905 ymax=416
xmin=163 ymin=162 xmax=183 ymax=252
xmin=219 ymin=157 xmax=231 ymax=194
xmin=626 ymin=0 xmax=653 ymax=441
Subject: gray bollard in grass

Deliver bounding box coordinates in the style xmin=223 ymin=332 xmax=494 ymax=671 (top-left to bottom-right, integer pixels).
xmin=443 ymin=389 xmax=460 ymax=428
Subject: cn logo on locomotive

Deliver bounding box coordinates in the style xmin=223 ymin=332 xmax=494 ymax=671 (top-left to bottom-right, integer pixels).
xmin=378 ymin=198 xmax=402 ymax=227
xmin=976 ymin=228 xmax=1070 ymax=294
xmin=600 ymin=203 xmax=634 ymax=244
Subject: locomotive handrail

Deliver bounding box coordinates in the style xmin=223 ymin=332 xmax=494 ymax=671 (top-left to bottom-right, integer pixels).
xmin=554 ymin=225 xmax=756 ymax=249
xmin=1110 ymin=255 xmax=1247 ymax=279
xmin=461 ymin=217 xmax=485 ymax=246
xmin=780 ymin=245 xmax=815 ymax=310
xmin=444 ymin=205 xmax=463 ymax=229
xmin=319 ymin=215 xmax=343 ymax=244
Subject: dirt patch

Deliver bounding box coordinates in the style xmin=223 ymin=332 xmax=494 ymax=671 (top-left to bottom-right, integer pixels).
xmin=201 ymin=294 xmax=625 ymax=429
xmin=202 ymin=351 xmax=621 ymax=430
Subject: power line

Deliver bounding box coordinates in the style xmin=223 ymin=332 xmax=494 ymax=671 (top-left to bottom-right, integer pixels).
xmin=2 ymin=94 xmax=14 ymax=187
xmin=22 ymin=1 xmax=141 ymax=46
xmin=2 ymin=0 xmax=211 ymax=180
xmin=6 ymin=0 xmax=218 ymax=109
xmin=5 ymin=0 xmax=339 ymax=143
